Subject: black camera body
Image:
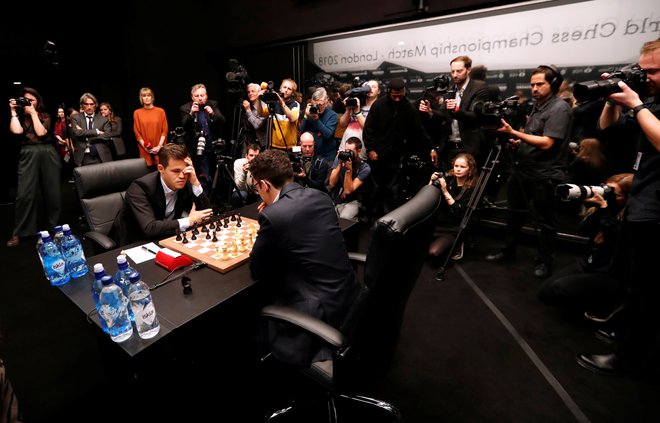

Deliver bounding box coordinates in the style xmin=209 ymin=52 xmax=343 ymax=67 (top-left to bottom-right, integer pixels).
xmin=473 ymin=96 xmax=521 ymax=130
xmin=196 ymin=103 xmax=206 ymax=110
xmin=288 ymin=151 xmax=303 ymax=172
xmin=423 ymin=74 xmax=453 ymax=100
xmin=168 ymin=127 xmax=186 ymax=144
xmin=345 ymin=98 xmax=358 ymax=108
xmin=15 ymin=97 xmax=31 ymax=107
xmin=261 ymin=89 xmax=280 ymax=105
xmin=573 ymin=64 xmax=647 ymax=101
xmin=309 ymin=105 xmax=319 ymax=115
xmin=338 ymin=149 xmax=355 ymax=162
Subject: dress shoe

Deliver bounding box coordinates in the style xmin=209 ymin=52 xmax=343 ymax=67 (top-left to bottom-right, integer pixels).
xmin=485 ymin=251 xmax=514 ymax=263
xmin=6 ymin=235 xmax=19 ymax=247
xmin=576 ymin=352 xmax=625 ymax=376
xmin=533 ymin=262 xmax=552 ymax=279
xmin=595 ymin=329 xmax=622 ymax=344
xmin=584 ymin=302 xmax=627 ymax=323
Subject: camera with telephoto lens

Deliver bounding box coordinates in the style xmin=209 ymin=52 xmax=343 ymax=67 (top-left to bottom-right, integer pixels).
xmin=572 ymin=64 xmax=647 ymax=101
xmin=345 ymin=98 xmax=358 ymax=108
xmin=309 ymin=105 xmax=319 ymax=115
xmin=195 ymin=133 xmax=207 ymax=156
xmin=287 ymin=150 xmax=303 ymax=172
xmin=472 ymin=96 xmax=522 ymax=130
xmin=344 ymin=84 xmax=372 ymax=107
xmin=555 ymin=183 xmax=613 ymax=201
xmin=337 ymin=149 xmax=355 ymax=162
xmin=15 ymin=97 xmax=31 ymax=107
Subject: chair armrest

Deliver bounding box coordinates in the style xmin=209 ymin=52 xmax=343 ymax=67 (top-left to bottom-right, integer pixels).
xmin=261 ymin=305 xmax=346 ymax=349
xmin=348 ymin=252 xmax=366 ymax=263
xmin=83 ymin=231 xmax=116 ymax=251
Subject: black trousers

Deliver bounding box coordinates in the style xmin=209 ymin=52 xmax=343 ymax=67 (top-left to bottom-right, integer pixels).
xmin=503 ymin=171 xmax=560 ymax=264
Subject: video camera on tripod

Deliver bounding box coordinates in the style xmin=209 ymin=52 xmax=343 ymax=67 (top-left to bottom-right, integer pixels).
xmin=472 ymin=96 xmax=522 ymax=130
xmin=260 ymin=81 xmax=282 ymax=108
xmin=226 ymin=59 xmax=249 ymax=95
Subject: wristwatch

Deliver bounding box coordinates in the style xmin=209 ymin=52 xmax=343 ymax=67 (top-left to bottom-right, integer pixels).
xmin=632 ymin=104 xmax=647 ymax=117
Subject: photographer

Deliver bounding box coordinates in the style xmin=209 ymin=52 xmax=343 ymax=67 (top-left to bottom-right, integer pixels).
xmin=300 ymin=87 xmax=338 ymax=161
xmin=294 ymin=131 xmax=330 ymax=193
xmin=328 ymin=137 xmax=370 ymax=220
xmin=179 ymin=83 xmax=226 ymax=188
xmin=577 ymin=39 xmax=660 ymax=376
xmin=232 ymin=143 xmax=261 ymax=207
xmin=485 ymin=65 xmax=572 ymax=279
xmin=427 ymin=153 xmax=478 ymax=262
xmin=260 ymin=78 xmax=300 ymax=151
xmin=337 ymin=80 xmax=381 ymax=161
xmin=241 ymin=83 xmax=267 ymax=150
xmin=539 ymin=173 xmax=632 ymax=316
xmin=7 ymin=87 xmax=61 ymax=247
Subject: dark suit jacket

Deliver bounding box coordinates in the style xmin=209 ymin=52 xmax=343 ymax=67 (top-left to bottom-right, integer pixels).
xmin=114 ymin=171 xmax=211 ymax=246
xmin=249 ymin=182 xmax=360 ymax=366
xmin=71 ymin=113 xmax=113 ymax=165
xmin=434 ymin=79 xmax=490 ymax=158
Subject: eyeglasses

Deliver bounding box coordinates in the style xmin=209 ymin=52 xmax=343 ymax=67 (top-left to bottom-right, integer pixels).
xmin=250 ymin=179 xmax=261 ymax=192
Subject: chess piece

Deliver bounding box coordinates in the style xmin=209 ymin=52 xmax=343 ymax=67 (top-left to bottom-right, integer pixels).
xmin=209 ymin=221 xmax=216 ymax=230
xmin=224 ymin=220 xmax=229 ymax=228
xmin=201 ymin=223 xmax=208 ymax=233
xmin=231 ymin=213 xmax=237 ymax=222
xmin=182 ymin=232 xmax=189 ymax=244
xmin=206 ymin=231 xmax=211 ymax=240
xmin=176 ymin=230 xmax=182 ymax=242
xmin=212 ymin=231 xmax=218 ymax=243
xmin=191 ymin=232 xmax=197 ymax=241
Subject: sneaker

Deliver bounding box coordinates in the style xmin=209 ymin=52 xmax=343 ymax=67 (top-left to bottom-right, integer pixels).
xmin=450 ymin=242 xmax=464 ymax=261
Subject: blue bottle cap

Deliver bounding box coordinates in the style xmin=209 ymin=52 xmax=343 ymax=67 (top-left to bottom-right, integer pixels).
xmin=101 ymin=275 xmax=114 ymax=285
xmin=128 ymin=272 xmax=141 ymax=283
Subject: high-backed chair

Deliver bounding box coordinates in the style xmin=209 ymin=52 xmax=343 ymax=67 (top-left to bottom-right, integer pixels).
xmin=73 ymin=158 xmax=150 ymax=253
xmin=261 ymin=184 xmax=442 ymax=422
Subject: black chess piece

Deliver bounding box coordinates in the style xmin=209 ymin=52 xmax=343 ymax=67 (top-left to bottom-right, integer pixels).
xmin=212 ymin=231 xmax=218 ymax=243
xmin=209 ymin=221 xmax=216 ymax=230
xmin=201 ymin=223 xmax=208 ymax=233
xmin=224 ymin=220 xmax=229 ymax=228
xmin=192 ymin=227 xmax=200 ymax=236
xmin=236 ymin=220 xmax=242 ymax=228
xmin=231 ymin=213 xmax=237 ymax=222
xmin=176 ymin=230 xmax=182 ymax=242
xmin=182 ymin=232 xmax=189 ymax=244
xmin=191 ymin=232 xmax=197 ymax=241
xmin=206 ymin=231 xmax=211 ymax=240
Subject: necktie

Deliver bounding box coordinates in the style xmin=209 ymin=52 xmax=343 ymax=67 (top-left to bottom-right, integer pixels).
xmin=197 ymin=110 xmax=210 ymax=138
xmin=87 ymin=116 xmax=93 ymax=130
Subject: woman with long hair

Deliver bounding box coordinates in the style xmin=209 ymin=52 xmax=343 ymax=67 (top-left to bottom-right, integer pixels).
xmin=99 ymin=102 xmax=126 ymax=160
xmin=428 ymin=152 xmax=479 ymax=262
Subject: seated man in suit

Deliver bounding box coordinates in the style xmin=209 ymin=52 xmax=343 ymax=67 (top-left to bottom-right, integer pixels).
xmin=115 ymin=143 xmax=213 ymax=245
xmin=249 ymin=149 xmax=360 ymax=367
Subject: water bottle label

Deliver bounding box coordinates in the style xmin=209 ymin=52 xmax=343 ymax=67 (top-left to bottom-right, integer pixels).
xmin=99 ymin=304 xmax=119 ymax=328
xmin=51 ymin=259 xmax=67 ymax=275
xmin=136 ymin=302 xmax=157 ymax=326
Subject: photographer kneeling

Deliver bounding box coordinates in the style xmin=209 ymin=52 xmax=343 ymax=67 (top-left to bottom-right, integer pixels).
xmin=328 ymin=137 xmax=370 ymax=220
xmin=293 ymin=131 xmax=330 ymax=193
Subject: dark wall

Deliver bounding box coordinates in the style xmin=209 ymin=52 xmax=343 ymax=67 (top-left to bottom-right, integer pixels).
xmin=2 ymin=0 xmax=524 ymax=158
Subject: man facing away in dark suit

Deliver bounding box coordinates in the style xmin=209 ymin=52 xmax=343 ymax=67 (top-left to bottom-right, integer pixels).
xmin=115 ymin=143 xmax=213 ymax=246
xmin=248 ymin=149 xmax=360 ymax=367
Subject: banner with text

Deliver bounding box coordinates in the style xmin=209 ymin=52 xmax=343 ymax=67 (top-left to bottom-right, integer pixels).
xmin=310 ymin=0 xmax=658 ymax=73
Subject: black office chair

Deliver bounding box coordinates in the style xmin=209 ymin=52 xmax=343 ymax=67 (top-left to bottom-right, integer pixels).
xmin=73 ymin=158 xmax=150 ymax=253
xmin=261 ymin=184 xmax=442 ymax=422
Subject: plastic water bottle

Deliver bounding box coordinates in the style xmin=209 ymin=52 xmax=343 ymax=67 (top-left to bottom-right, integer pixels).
xmin=36 ymin=231 xmax=47 ymax=278
xmin=60 ymin=224 xmax=88 ymax=278
xmin=114 ymin=254 xmax=137 ymax=321
xmin=39 ymin=231 xmax=70 ymax=286
xmin=98 ymin=275 xmax=133 ymax=342
xmin=128 ymin=272 xmax=160 ymax=339
xmin=91 ymin=263 xmax=110 ymax=334
xmin=53 ymin=225 xmax=64 ymax=248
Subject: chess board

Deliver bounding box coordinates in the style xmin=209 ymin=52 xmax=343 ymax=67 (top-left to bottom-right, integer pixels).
xmin=158 ymin=214 xmax=259 ymax=274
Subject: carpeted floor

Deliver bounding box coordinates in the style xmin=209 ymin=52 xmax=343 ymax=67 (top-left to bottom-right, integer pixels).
xmin=1 ymin=178 xmax=659 ymax=422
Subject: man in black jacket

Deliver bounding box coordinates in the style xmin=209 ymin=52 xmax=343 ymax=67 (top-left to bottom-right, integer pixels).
xmin=363 ymin=77 xmax=433 ymax=217
xmin=115 ymin=143 xmax=213 ymax=246
xmin=180 ymin=83 xmax=226 ymax=190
